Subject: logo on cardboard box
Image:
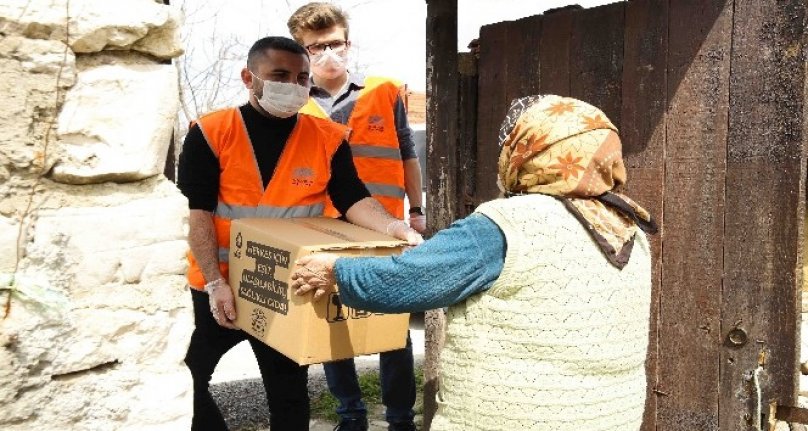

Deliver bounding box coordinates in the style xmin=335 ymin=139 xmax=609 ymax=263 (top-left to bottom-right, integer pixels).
xmin=251 ymin=308 xmax=268 ymax=337
xmin=326 ymin=292 xmax=379 ymax=323
xmin=238 ymin=241 xmax=291 ymax=315
xmin=233 ymin=232 xmax=243 ymax=259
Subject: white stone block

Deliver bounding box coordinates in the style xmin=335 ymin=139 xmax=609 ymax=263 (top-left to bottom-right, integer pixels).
xmin=2 ymin=1 xmax=192 ymax=425
xmin=30 ymin=189 xmax=189 ymax=288
xmin=2 ymin=182 xmax=194 ymax=430
xmin=123 ymin=370 xmax=193 ymax=431
xmin=0 ymin=0 xmax=183 ymax=59
xmin=53 ymin=59 xmax=179 ymax=184
xmin=0 ymin=216 xmax=19 ymax=273
xmin=0 ymin=36 xmax=76 ymax=80
xmin=132 ymin=5 xmax=184 ymax=59
xmin=0 ymin=36 xmax=76 ymax=172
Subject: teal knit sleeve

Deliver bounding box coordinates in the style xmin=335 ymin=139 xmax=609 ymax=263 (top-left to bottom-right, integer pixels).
xmin=334 ymin=213 xmax=506 ymax=313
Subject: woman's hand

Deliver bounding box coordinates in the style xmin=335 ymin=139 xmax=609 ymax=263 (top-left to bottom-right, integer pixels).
xmin=291 ymin=253 xmax=339 ymax=301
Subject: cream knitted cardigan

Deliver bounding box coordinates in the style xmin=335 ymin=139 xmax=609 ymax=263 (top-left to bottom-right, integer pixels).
xmin=431 ymin=194 xmax=652 ymax=431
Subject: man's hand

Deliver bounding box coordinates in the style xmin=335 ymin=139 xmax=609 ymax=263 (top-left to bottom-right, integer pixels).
xmin=387 ymin=220 xmax=424 ymax=245
xmin=292 ymin=253 xmax=339 ymax=301
xmin=408 ymin=214 xmax=426 ymax=234
xmin=205 ymin=278 xmax=238 ymax=329
xmin=345 ymin=197 xmax=423 ymax=246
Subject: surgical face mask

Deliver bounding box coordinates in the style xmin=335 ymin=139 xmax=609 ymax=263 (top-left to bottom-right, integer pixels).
xmin=311 ymin=48 xmax=348 ymax=80
xmin=251 ymin=72 xmax=309 ymax=118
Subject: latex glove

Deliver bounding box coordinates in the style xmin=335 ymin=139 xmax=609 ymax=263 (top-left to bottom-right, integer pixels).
xmin=292 ymin=253 xmax=339 ymax=301
xmin=409 ymin=214 xmax=426 ymax=234
xmin=386 ymin=220 xmax=424 ymax=246
xmin=205 ymin=278 xmax=238 ymax=329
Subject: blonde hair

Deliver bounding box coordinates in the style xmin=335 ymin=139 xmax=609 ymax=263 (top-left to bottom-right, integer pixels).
xmin=287 ymin=2 xmax=350 ymax=43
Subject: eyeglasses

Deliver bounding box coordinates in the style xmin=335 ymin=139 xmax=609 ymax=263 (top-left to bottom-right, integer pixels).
xmin=305 ymin=39 xmax=349 ymax=55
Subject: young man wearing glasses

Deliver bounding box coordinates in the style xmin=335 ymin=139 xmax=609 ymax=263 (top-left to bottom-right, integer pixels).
xmin=288 ymin=3 xmax=423 ymax=431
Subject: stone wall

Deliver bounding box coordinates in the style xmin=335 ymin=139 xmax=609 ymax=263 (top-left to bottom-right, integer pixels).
xmin=0 ymin=1 xmax=193 ymax=429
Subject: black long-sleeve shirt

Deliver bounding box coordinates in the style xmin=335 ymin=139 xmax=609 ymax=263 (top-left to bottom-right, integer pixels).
xmin=177 ymin=103 xmax=369 ymax=213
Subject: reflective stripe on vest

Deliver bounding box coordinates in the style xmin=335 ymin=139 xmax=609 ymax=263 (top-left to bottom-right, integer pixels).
xmin=300 ymin=76 xmax=406 ymax=219
xmin=350 ymin=143 xmax=402 ymax=160
xmin=365 ymin=183 xmax=405 ymax=198
xmin=185 ymin=108 xmax=347 ymax=289
xmin=215 ymin=202 xmax=325 ymax=220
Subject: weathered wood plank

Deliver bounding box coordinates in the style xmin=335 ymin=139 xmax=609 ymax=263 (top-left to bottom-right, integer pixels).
xmin=620 ymin=1 xmax=669 ymax=429
xmin=457 ymin=53 xmax=478 ymax=218
xmin=424 ymin=0 xmax=458 ymax=428
xmin=539 ymin=7 xmax=574 ymax=96
xmin=720 ymin=1 xmax=807 ymax=429
xmin=502 ymin=19 xmax=522 ymax=106
xmin=658 ymin=1 xmax=733 ymax=430
xmin=503 ymin=14 xmax=542 ymax=103
xmin=569 ymin=2 xmax=624 ymax=128
xmin=474 ymin=21 xmax=509 ymax=205
xmin=517 ymin=15 xmax=542 ymax=98
xmin=426 ymin=0 xmax=459 ymax=234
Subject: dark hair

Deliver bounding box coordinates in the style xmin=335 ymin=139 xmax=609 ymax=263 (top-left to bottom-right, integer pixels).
xmin=247 ymin=36 xmax=308 ymax=70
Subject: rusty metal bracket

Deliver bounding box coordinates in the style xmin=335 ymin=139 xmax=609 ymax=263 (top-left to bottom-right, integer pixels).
xmin=769 ymin=403 xmax=808 ymax=430
xmin=775 ymin=405 xmax=808 ymax=423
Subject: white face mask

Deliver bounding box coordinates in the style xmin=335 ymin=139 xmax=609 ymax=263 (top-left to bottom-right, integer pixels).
xmin=311 ymin=48 xmax=348 ymax=80
xmin=251 ymin=72 xmax=310 ymax=118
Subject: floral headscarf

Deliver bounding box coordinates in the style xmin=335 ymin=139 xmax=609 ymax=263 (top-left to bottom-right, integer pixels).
xmin=498 ymin=95 xmax=657 ymax=268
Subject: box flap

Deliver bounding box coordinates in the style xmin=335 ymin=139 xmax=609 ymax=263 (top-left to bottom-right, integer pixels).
xmin=233 ymin=217 xmax=406 ymax=251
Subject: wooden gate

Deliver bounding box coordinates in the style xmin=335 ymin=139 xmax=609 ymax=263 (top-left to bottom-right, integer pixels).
xmin=425 ymin=0 xmax=808 ymax=430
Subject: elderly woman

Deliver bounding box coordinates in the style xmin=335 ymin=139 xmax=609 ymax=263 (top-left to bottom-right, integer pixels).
xmin=292 ymin=95 xmax=657 ymax=430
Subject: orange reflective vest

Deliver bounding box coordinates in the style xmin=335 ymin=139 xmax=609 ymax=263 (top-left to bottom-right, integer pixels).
xmin=300 ymin=76 xmax=406 ymax=219
xmin=186 ymin=108 xmax=348 ymax=289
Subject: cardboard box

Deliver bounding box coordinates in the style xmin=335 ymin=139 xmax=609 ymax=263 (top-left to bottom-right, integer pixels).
xmin=228 ymin=217 xmax=410 ymax=365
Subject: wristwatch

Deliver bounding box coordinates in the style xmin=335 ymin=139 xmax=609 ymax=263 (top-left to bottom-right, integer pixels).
xmin=408 ymin=206 xmax=424 ymax=216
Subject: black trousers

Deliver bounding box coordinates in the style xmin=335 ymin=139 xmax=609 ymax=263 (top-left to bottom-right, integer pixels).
xmin=184 ymin=288 xmax=310 ymax=430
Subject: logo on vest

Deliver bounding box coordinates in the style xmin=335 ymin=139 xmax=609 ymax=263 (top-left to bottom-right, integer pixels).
xmin=292 ymin=167 xmax=315 ymax=187
xmin=368 ymin=115 xmax=385 ymax=133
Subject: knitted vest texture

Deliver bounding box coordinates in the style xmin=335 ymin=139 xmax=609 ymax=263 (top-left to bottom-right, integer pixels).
xmin=432 ymin=194 xmax=652 ymax=431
